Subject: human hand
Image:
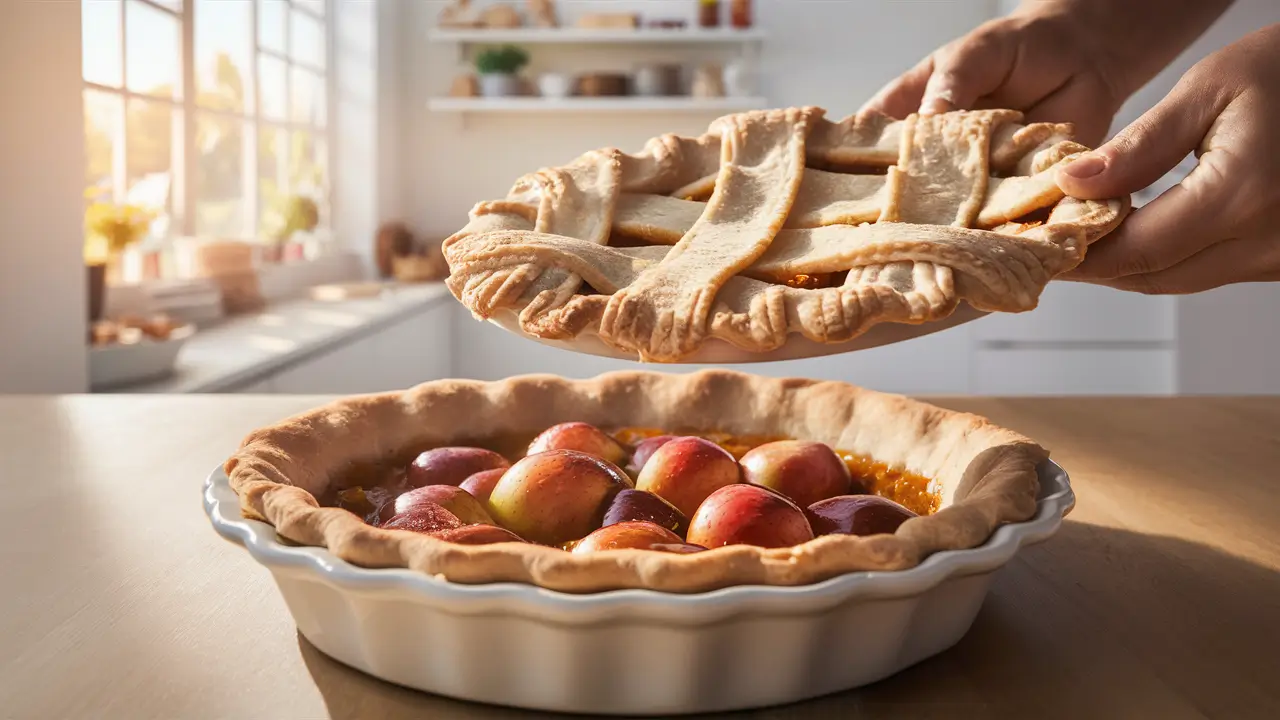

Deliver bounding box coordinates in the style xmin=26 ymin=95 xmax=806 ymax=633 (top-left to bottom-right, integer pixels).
xmin=861 ymin=0 xmax=1234 ymax=146
xmin=1057 ymin=24 xmax=1280 ymax=294
xmin=860 ymin=6 xmax=1128 ymax=144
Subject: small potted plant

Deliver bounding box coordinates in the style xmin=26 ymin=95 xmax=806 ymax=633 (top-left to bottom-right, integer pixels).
xmin=474 ymin=45 xmax=529 ymax=98
xmin=263 ymin=194 xmax=320 ymax=263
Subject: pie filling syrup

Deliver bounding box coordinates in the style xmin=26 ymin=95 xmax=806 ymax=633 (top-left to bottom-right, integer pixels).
xmin=323 ymin=423 xmax=941 ymax=554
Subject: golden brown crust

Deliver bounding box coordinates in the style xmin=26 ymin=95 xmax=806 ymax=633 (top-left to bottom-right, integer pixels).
xmin=443 ymin=107 xmax=1131 ymax=362
xmin=225 ymin=370 xmax=1045 ymax=594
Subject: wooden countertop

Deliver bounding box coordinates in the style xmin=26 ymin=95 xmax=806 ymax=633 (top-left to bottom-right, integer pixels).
xmin=1 ymin=395 xmax=1277 ymax=719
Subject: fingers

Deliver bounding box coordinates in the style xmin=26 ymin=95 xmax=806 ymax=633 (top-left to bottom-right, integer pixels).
xmin=862 ymin=23 xmax=1014 ymax=117
xmin=861 ymin=55 xmax=933 ymax=119
xmin=1023 ymin=77 xmax=1117 ymax=147
xmin=919 ymin=30 xmax=1013 ymax=114
xmin=1078 ymin=236 xmax=1280 ymax=295
xmin=1064 ymin=150 xmax=1241 ymax=281
xmin=1056 ymin=71 xmax=1227 ymax=200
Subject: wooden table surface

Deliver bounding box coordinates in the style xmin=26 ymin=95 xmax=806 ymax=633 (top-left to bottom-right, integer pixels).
xmin=1 ymin=395 xmax=1278 ymax=720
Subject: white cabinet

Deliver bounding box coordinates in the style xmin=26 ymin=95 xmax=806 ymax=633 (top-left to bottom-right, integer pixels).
xmin=372 ymin=304 xmax=453 ymax=392
xmin=972 ymin=348 xmax=1175 ymax=396
xmin=742 ymin=324 xmax=973 ymax=395
xmin=969 ymin=283 xmax=1176 ymax=395
xmin=229 ymin=303 xmax=453 ymax=394
xmin=230 ymin=377 xmax=276 ymax=394
xmin=972 ymin=283 xmax=1175 ymax=344
xmin=271 ymin=340 xmax=374 ymax=394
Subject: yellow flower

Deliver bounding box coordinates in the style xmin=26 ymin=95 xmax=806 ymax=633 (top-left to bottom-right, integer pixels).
xmin=84 ymin=202 xmax=156 ymax=257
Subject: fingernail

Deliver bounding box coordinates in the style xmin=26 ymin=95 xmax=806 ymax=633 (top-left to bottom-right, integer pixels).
xmin=1062 ymin=153 xmax=1106 ymax=179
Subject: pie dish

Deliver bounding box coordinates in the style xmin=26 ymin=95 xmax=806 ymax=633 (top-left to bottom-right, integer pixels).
xmin=209 ymin=369 xmax=1074 ymax=714
xmin=225 ymin=369 xmax=1045 ymax=594
xmin=443 ymin=107 xmax=1130 ymax=362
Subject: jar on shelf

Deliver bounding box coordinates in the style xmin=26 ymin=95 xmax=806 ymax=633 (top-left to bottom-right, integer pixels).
xmin=730 ymin=0 xmax=752 ymax=29
xmin=698 ymin=0 xmax=720 ymax=29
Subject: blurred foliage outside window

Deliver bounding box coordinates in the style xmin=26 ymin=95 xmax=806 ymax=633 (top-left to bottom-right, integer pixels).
xmin=82 ymin=0 xmax=330 ymax=268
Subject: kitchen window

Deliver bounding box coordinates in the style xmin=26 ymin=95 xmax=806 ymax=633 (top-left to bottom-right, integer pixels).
xmin=82 ymin=0 xmax=332 ymax=273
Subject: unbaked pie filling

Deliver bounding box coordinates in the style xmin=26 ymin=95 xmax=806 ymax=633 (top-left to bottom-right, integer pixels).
xmin=321 ymin=424 xmax=941 ymax=555
xmin=226 ymin=371 xmax=1044 ymax=592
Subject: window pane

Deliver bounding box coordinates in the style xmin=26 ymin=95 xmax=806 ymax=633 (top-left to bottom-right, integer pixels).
xmin=84 ymin=90 xmax=122 ymax=200
xmin=125 ymin=0 xmax=181 ymax=99
xmin=289 ymin=9 xmax=324 ymax=68
xmin=195 ymin=0 xmax=253 ymax=113
xmin=293 ymin=0 xmax=324 ymax=17
xmin=258 ymin=127 xmax=287 ymax=235
xmin=258 ymin=53 xmax=287 ymax=120
xmin=125 ymin=97 xmax=175 ymax=233
xmin=195 ymin=114 xmax=247 ymax=237
xmin=151 ymin=0 xmax=183 ymax=10
xmin=311 ymin=135 xmax=328 ymax=226
xmin=289 ymin=67 xmax=325 ymax=125
xmin=289 ymin=130 xmax=325 ymax=198
xmin=257 ymin=0 xmax=287 ymax=55
xmin=82 ymin=0 xmax=123 ymax=87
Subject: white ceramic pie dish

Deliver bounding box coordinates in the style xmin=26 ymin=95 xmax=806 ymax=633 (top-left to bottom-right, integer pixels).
xmin=205 ymin=458 xmax=1073 ymax=715
xmin=486 ymin=303 xmax=989 ymax=363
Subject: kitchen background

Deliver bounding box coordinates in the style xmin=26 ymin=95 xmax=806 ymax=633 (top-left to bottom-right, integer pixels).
xmin=2 ymin=0 xmax=1276 ymax=397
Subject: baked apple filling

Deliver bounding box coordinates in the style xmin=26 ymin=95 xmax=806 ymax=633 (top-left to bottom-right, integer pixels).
xmin=323 ymin=421 xmax=940 ymax=554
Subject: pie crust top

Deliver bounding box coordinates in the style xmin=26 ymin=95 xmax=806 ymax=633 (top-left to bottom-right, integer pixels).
xmin=443 ymin=107 xmax=1130 ymax=362
xmin=225 ymin=370 xmax=1046 ymax=594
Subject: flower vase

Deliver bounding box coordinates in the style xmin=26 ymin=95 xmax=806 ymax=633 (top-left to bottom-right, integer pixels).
xmin=87 ymin=263 xmax=106 ymax=323
xmin=261 ymin=243 xmax=285 ymax=264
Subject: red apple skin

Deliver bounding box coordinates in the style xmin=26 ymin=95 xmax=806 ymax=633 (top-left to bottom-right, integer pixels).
xmin=806 ymin=495 xmax=917 ymax=537
xmin=487 ymin=450 xmax=633 ymax=546
xmin=527 ymin=422 xmax=629 ymax=466
xmin=571 ymin=521 xmax=685 ymax=553
xmin=635 ymin=436 xmax=741 ymax=518
xmin=407 ymin=447 xmax=510 ymax=488
xmin=627 ymin=435 xmax=677 ymax=476
xmin=649 ymin=542 xmax=708 ymax=554
xmin=686 ymin=484 xmax=815 ymax=549
xmin=601 ymin=489 xmax=688 ymax=537
xmin=391 ymin=485 xmax=494 ymax=526
xmin=739 ymin=440 xmax=852 ymax=508
xmin=459 ymin=467 xmax=506 ymax=504
xmin=382 ymin=502 xmax=464 ymax=534
xmin=431 ymin=524 xmax=526 ymax=545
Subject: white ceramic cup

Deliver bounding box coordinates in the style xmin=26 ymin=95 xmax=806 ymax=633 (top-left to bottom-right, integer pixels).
xmin=537 ymin=72 xmax=573 ymax=99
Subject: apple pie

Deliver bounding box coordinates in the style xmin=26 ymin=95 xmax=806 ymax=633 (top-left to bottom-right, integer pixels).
xmin=443 ymin=107 xmax=1129 ymax=361
xmin=225 ymin=370 xmax=1045 ymax=593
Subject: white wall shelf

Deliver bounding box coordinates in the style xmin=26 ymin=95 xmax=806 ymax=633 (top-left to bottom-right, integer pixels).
xmin=426 ymin=27 xmax=766 ymax=45
xmin=426 ymin=96 xmax=769 ymax=114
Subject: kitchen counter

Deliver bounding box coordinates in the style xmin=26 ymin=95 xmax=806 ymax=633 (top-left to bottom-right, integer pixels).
xmin=1 ymin=395 xmax=1277 ymax=719
xmin=113 ymin=282 xmax=453 ymax=393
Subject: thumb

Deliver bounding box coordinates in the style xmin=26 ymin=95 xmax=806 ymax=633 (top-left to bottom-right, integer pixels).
xmin=1057 ymin=76 xmax=1225 ymax=200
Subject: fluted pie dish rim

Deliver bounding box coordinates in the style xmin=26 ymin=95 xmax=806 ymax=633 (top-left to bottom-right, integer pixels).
xmin=205 ymin=458 xmax=1073 ymax=614
xmin=219 ymin=370 xmax=1048 ymax=594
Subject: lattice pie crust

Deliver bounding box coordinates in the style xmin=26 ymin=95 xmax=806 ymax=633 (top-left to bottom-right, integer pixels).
xmin=444 ymin=107 xmax=1129 ymax=361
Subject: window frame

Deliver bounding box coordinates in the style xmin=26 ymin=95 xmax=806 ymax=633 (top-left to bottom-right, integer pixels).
xmin=82 ymin=0 xmax=334 ymax=243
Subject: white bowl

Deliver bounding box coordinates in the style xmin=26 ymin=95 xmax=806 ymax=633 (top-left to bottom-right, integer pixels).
xmin=537 ymin=72 xmax=574 ymax=99
xmin=89 ymin=324 xmax=194 ymax=390
xmin=205 ymin=460 xmax=1073 ymax=715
